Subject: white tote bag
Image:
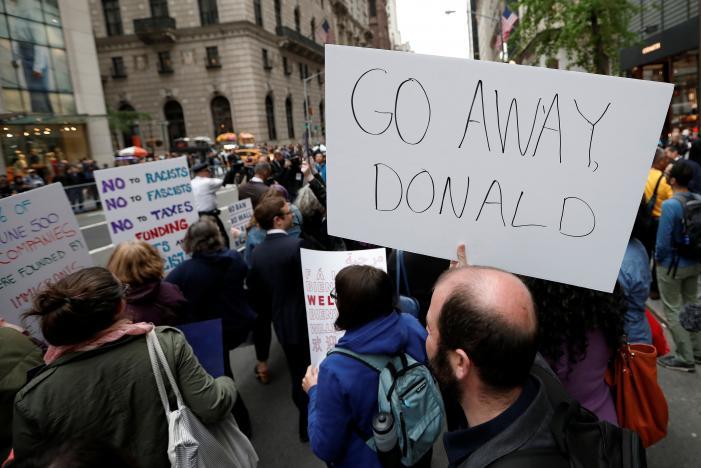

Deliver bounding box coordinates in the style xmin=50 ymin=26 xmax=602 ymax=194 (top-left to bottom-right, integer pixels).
xmin=147 ymin=330 xmax=258 ymax=468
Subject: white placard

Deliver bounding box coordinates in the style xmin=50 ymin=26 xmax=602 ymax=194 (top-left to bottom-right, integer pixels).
xmin=95 ymin=157 xmax=198 ymax=273
xmin=301 ymin=248 xmax=387 ymax=366
xmin=0 ymin=184 xmax=92 ymax=329
xmin=326 ymin=45 xmax=674 ymax=292
xmin=228 ymin=198 xmax=254 ymax=249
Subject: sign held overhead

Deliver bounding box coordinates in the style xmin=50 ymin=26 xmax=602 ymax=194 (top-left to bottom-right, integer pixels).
xmin=325 ymin=45 xmax=673 ymax=292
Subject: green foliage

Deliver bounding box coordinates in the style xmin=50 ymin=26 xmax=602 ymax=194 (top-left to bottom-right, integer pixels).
xmin=511 ymin=0 xmax=640 ymax=74
xmin=107 ymin=108 xmax=151 ymax=133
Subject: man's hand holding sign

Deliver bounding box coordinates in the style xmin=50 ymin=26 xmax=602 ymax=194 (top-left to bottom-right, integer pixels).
xmin=325 ymin=45 xmax=673 ymax=292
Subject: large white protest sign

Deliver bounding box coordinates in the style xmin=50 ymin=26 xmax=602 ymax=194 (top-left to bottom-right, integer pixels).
xmin=0 ymin=183 xmax=92 ymax=329
xmin=326 ymin=45 xmax=673 ymax=292
xmin=95 ymin=157 xmax=198 ymax=273
xmin=228 ymin=198 xmax=254 ymax=249
xmin=301 ymin=248 xmax=387 ymax=366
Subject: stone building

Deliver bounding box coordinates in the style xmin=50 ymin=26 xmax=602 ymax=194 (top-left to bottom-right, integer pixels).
xmin=0 ymin=0 xmax=113 ymax=172
xmin=90 ymin=0 xmax=373 ymax=151
xmin=368 ymin=0 xmax=390 ymax=50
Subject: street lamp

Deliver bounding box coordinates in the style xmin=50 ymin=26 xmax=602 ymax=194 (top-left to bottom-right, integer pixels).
xmin=303 ymin=70 xmax=324 ymax=156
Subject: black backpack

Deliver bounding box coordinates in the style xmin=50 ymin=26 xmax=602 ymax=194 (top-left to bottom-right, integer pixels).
xmin=489 ymin=365 xmax=646 ymax=468
xmin=672 ymin=192 xmax=701 ymax=263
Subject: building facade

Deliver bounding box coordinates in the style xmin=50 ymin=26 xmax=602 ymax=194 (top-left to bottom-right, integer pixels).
xmin=472 ymin=0 xmax=501 ymax=62
xmin=0 ymin=0 xmax=113 ymax=174
xmin=91 ymin=0 xmax=372 ymax=151
xmin=620 ymin=0 xmax=700 ymax=135
xmin=368 ymin=0 xmax=390 ymax=50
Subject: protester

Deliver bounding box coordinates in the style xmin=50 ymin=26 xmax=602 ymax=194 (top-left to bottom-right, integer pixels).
xmin=271 ymin=149 xmax=298 ymax=198
xmin=11 ymin=267 xmax=237 ymax=467
xmin=524 ymin=278 xmax=624 ymax=425
xmin=106 ymin=240 xmax=188 ymax=325
xmin=302 ymin=265 xmax=430 ymax=467
xmin=425 ymin=265 xmax=556 ymax=467
xmin=314 ymin=151 xmax=327 ymax=183
xmin=238 ymin=161 xmax=272 ymax=207
xmin=247 ymin=197 xmax=312 ymax=441
xmin=656 ymin=160 xmax=701 ymax=372
xmin=165 ymin=218 xmax=255 ymax=436
xmin=190 ymin=161 xmax=229 ymax=248
xmin=1 ymin=319 xmax=43 ymax=461
xmin=618 ymin=200 xmax=653 ymax=344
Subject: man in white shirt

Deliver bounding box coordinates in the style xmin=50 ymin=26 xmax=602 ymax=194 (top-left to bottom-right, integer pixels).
xmin=191 ymin=162 xmax=229 ymax=248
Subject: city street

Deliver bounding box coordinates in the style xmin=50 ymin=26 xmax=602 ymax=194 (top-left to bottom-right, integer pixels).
xmin=74 ymin=198 xmax=701 ymax=468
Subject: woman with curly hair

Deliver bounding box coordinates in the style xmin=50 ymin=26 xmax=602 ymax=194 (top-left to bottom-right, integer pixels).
xmin=524 ymin=278 xmax=625 ymax=425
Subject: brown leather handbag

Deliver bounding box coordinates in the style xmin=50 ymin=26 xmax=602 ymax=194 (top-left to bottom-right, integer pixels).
xmin=605 ymin=342 xmax=669 ymax=447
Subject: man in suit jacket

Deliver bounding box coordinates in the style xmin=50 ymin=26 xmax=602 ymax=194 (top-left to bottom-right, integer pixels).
xmin=238 ymin=161 xmax=272 ymax=208
xmin=247 ymin=196 xmax=311 ymax=441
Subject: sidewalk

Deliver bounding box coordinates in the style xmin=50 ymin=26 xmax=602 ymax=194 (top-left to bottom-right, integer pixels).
xmin=645 ymin=299 xmax=701 ymax=467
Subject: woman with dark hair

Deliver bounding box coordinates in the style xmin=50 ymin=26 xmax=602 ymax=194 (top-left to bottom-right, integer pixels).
xmin=165 ymin=218 xmax=255 ymax=436
xmin=107 ymin=240 xmax=188 ymax=325
xmin=301 ymin=265 xmax=429 ymax=467
xmin=524 ymin=278 xmax=625 ymax=425
xmin=12 ymin=267 xmax=236 ymax=467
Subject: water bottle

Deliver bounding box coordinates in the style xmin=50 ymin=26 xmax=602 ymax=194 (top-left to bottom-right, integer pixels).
xmin=373 ymin=412 xmax=401 ymax=468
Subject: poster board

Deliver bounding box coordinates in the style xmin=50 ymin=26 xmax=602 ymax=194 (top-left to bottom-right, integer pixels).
xmin=95 ymin=157 xmax=198 ymax=273
xmin=301 ymin=248 xmax=387 ymax=366
xmin=325 ymin=45 xmax=673 ymax=292
xmin=227 ymin=198 xmax=254 ymax=249
xmin=0 ymin=183 xmax=92 ymax=330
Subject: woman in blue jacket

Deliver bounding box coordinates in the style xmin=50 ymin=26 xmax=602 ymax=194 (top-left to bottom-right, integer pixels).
xmin=302 ymin=265 xmax=429 ymax=467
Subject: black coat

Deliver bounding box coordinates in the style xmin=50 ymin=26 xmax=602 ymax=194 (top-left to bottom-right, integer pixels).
xmin=237 ymin=180 xmax=269 ymax=208
xmin=247 ymin=233 xmax=309 ymax=346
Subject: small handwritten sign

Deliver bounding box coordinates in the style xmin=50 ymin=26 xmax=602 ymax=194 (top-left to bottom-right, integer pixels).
xmin=227 ymin=198 xmax=254 ymax=249
xmin=95 ymin=157 xmax=198 ymax=273
xmin=326 ymin=45 xmax=674 ymax=292
xmin=301 ymin=248 xmax=387 ymax=366
xmin=0 ymin=184 xmax=92 ymax=331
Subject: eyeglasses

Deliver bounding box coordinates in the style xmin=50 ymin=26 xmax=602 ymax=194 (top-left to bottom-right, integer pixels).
xmin=330 ymin=288 xmax=338 ymax=300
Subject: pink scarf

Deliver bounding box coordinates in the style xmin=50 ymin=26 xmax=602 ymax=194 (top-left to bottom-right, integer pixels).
xmin=44 ymin=319 xmax=154 ymax=364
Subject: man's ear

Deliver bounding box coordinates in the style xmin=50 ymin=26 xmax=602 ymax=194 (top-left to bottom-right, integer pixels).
xmin=450 ymin=349 xmax=471 ymax=381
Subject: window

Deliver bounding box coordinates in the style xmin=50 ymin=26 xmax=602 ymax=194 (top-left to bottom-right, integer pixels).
xmin=317 ymin=69 xmax=323 ymax=85
xmin=294 ymin=6 xmax=300 ymax=33
xmin=369 ymin=0 xmax=377 ymax=17
xmin=164 ymin=100 xmax=186 ymax=149
xmin=157 ymin=51 xmax=173 ymax=74
xmin=111 ymin=56 xmax=127 ymax=78
xmin=310 ymin=18 xmax=316 ymax=41
xmin=304 ymin=64 xmax=309 ymax=80
xmin=298 ymin=63 xmax=304 ymax=80
xmin=265 ymin=93 xmax=277 ymax=141
xmin=285 ymin=96 xmax=294 ymax=139
xmin=149 ymin=0 xmax=169 ymax=17
xmin=206 ymin=46 xmax=221 ymax=68
xmin=199 ymin=0 xmax=219 ymax=25
xmin=283 ymin=57 xmax=291 ymax=75
xmin=274 ymin=0 xmax=282 ymax=29
xmin=102 ymin=0 xmax=123 ymax=36
xmin=262 ymin=49 xmax=272 ymax=70
xmin=254 ymin=0 xmax=263 ymax=27
xmin=211 ymin=96 xmax=233 ymax=135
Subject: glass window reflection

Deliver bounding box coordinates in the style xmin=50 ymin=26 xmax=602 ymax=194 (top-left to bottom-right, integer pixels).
xmin=46 ymin=25 xmax=63 ymax=47
xmin=5 ymin=0 xmax=44 ymax=22
xmin=0 ymin=16 xmax=8 ymax=38
xmin=8 ymin=16 xmax=48 ymax=44
xmin=0 ymin=38 xmax=19 ymax=87
xmin=51 ymin=48 xmax=71 ymax=92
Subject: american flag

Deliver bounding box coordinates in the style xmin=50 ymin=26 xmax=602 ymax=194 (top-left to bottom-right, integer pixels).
xmin=315 ymin=18 xmax=335 ymax=44
xmin=495 ymin=6 xmax=519 ymax=51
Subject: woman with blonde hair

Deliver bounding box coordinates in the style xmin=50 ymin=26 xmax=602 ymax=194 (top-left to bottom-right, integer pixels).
xmin=107 ymin=240 xmax=188 ymax=325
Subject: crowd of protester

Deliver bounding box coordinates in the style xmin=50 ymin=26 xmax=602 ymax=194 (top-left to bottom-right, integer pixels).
xmin=1 ymin=129 xmax=696 ymax=467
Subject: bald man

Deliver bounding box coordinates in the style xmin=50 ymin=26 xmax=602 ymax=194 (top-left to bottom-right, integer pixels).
xmin=425 ymin=267 xmax=557 ymax=468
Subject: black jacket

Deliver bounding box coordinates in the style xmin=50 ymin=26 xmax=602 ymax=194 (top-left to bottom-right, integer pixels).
xmin=247 ymin=233 xmax=309 ymax=346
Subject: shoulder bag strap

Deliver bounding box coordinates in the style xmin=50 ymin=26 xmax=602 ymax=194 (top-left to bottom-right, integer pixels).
xmin=146 ymin=330 xmax=173 ymax=416
xmin=147 ymin=330 xmax=185 ymax=409
xmin=647 ymin=174 xmax=664 ymax=210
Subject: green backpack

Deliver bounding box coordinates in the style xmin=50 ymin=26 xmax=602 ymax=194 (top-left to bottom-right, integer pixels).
xmin=328 ymin=348 xmax=445 ymax=466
